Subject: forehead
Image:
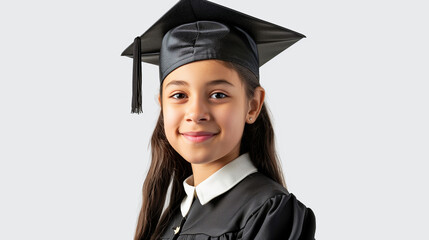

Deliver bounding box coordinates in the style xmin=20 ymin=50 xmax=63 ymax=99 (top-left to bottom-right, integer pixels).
xmin=162 ymin=60 xmax=242 ymax=88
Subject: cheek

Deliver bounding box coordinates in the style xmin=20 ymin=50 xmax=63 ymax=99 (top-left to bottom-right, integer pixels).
xmin=162 ymin=105 xmax=181 ymax=138
xmin=216 ymin=105 xmax=246 ymax=139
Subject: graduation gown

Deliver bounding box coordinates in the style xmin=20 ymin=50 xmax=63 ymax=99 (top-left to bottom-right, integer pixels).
xmin=160 ymin=154 xmax=316 ymax=240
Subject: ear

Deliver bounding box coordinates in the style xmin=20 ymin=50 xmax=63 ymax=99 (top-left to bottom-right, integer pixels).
xmin=157 ymin=94 xmax=161 ymax=106
xmin=246 ymin=86 xmax=265 ymax=124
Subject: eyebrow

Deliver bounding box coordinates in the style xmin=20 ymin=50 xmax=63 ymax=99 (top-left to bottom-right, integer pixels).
xmin=207 ymin=79 xmax=235 ymax=87
xmin=164 ymin=79 xmax=234 ymax=89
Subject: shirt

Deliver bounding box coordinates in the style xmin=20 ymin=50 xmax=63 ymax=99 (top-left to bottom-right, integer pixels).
xmin=180 ymin=153 xmax=258 ymax=217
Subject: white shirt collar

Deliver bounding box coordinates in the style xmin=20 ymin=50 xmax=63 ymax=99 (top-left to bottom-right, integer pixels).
xmin=180 ymin=153 xmax=257 ymax=217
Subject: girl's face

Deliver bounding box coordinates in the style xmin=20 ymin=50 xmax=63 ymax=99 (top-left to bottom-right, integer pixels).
xmin=160 ymin=60 xmax=258 ymax=166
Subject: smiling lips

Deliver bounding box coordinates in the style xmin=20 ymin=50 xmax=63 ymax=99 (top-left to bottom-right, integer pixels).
xmin=181 ymin=131 xmax=217 ymax=143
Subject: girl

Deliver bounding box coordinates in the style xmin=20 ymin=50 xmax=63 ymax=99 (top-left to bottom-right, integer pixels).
xmin=122 ymin=0 xmax=316 ymax=239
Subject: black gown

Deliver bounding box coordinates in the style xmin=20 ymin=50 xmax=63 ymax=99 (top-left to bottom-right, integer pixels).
xmin=160 ymin=172 xmax=316 ymax=240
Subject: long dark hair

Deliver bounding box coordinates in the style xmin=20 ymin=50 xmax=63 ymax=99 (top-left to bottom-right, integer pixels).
xmin=134 ymin=61 xmax=285 ymax=240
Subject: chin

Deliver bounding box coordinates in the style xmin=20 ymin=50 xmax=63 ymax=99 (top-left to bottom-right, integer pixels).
xmin=182 ymin=153 xmax=213 ymax=165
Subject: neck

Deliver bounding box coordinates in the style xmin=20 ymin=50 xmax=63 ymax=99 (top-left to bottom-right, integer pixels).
xmin=191 ymin=147 xmax=240 ymax=186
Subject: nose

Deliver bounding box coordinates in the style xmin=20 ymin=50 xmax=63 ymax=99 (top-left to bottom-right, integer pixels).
xmin=185 ymin=96 xmax=210 ymax=123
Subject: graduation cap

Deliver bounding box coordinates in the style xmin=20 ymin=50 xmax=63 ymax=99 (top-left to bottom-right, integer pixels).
xmin=121 ymin=0 xmax=305 ymax=114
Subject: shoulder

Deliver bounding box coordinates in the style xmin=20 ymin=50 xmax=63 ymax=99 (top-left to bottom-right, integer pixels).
xmin=235 ymin=173 xmax=316 ymax=239
xmin=241 ymin=191 xmax=316 ymax=240
xmin=211 ymin=172 xmax=313 ymax=224
xmin=221 ymin=172 xmax=289 ymax=210
xmin=209 ymin=172 xmax=315 ymax=239
xmin=237 ymin=172 xmax=289 ymax=197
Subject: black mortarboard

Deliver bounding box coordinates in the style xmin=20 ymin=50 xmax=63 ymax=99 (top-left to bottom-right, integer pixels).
xmin=121 ymin=0 xmax=305 ymax=114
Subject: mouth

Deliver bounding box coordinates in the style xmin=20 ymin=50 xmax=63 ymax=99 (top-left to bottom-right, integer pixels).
xmin=180 ymin=131 xmax=218 ymax=143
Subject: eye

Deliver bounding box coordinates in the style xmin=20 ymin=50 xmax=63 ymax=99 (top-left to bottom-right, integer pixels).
xmin=210 ymin=92 xmax=227 ymax=99
xmin=171 ymin=93 xmax=187 ymax=99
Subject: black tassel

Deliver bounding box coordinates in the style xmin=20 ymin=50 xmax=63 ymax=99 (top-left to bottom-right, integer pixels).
xmin=132 ymin=36 xmax=143 ymax=114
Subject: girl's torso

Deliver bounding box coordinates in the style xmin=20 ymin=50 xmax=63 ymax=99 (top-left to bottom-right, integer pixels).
xmin=160 ymin=172 xmax=316 ymax=240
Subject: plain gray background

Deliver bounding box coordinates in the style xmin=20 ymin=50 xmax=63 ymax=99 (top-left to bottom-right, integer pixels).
xmin=1 ymin=0 xmax=428 ymax=239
